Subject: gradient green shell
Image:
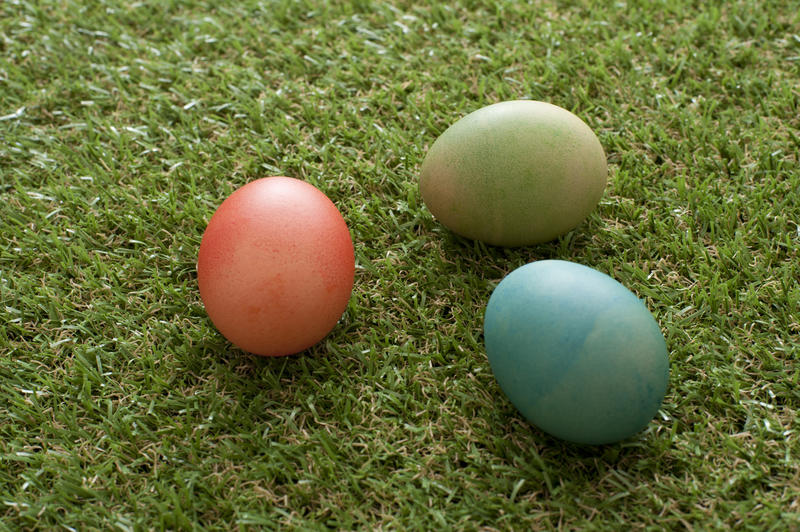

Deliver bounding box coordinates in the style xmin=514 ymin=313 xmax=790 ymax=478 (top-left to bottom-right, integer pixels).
xmin=420 ymin=100 xmax=607 ymax=247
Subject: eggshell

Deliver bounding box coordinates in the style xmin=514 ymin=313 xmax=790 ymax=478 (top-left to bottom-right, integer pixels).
xmin=483 ymin=260 xmax=669 ymax=445
xmin=420 ymin=100 xmax=607 ymax=247
xmin=197 ymin=177 xmax=355 ymax=357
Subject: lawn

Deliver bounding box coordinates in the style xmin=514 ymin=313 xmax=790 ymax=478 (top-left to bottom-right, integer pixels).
xmin=1 ymin=0 xmax=799 ymax=529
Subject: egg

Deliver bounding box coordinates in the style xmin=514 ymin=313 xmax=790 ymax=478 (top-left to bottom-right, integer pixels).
xmin=197 ymin=177 xmax=355 ymax=357
xmin=420 ymin=100 xmax=607 ymax=247
xmin=483 ymin=260 xmax=669 ymax=445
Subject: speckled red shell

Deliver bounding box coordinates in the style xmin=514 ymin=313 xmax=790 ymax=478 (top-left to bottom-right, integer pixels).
xmin=197 ymin=177 xmax=355 ymax=356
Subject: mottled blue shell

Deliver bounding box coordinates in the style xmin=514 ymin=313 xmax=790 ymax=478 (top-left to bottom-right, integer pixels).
xmin=484 ymin=260 xmax=670 ymax=445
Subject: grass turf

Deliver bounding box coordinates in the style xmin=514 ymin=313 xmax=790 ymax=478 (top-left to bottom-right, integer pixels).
xmin=1 ymin=0 xmax=799 ymax=529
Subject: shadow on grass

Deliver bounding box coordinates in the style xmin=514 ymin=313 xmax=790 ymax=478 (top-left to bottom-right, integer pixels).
xmin=426 ymin=216 xmax=672 ymax=483
xmin=492 ymin=410 xmax=674 ymax=496
xmin=185 ymin=321 xmax=366 ymax=397
xmin=431 ymin=212 xmax=608 ymax=280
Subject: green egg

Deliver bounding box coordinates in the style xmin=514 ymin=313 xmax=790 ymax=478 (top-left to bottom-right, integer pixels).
xmin=420 ymin=100 xmax=607 ymax=247
xmin=484 ymin=260 xmax=670 ymax=445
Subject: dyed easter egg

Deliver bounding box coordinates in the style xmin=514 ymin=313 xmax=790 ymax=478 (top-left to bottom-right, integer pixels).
xmin=420 ymin=100 xmax=607 ymax=247
xmin=483 ymin=260 xmax=669 ymax=445
xmin=197 ymin=177 xmax=355 ymax=357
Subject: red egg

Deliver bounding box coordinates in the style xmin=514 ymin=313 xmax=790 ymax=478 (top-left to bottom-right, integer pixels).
xmin=197 ymin=177 xmax=355 ymax=357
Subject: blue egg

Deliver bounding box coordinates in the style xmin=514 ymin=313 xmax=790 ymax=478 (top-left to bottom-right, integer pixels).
xmin=484 ymin=260 xmax=669 ymax=445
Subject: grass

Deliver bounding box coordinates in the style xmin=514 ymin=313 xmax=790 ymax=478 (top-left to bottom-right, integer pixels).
xmin=1 ymin=0 xmax=799 ymax=529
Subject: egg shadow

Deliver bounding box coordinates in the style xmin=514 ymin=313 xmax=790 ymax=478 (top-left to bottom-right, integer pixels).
xmin=185 ymin=320 xmax=361 ymax=401
xmin=423 ymin=216 xmax=674 ymax=485
xmin=485 ymin=401 xmax=674 ymax=498
xmin=433 ymin=211 xmax=608 ymax=278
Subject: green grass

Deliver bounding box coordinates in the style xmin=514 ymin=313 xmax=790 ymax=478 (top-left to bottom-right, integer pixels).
xmin=1 ymin=0 xmax=799 ymax=529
